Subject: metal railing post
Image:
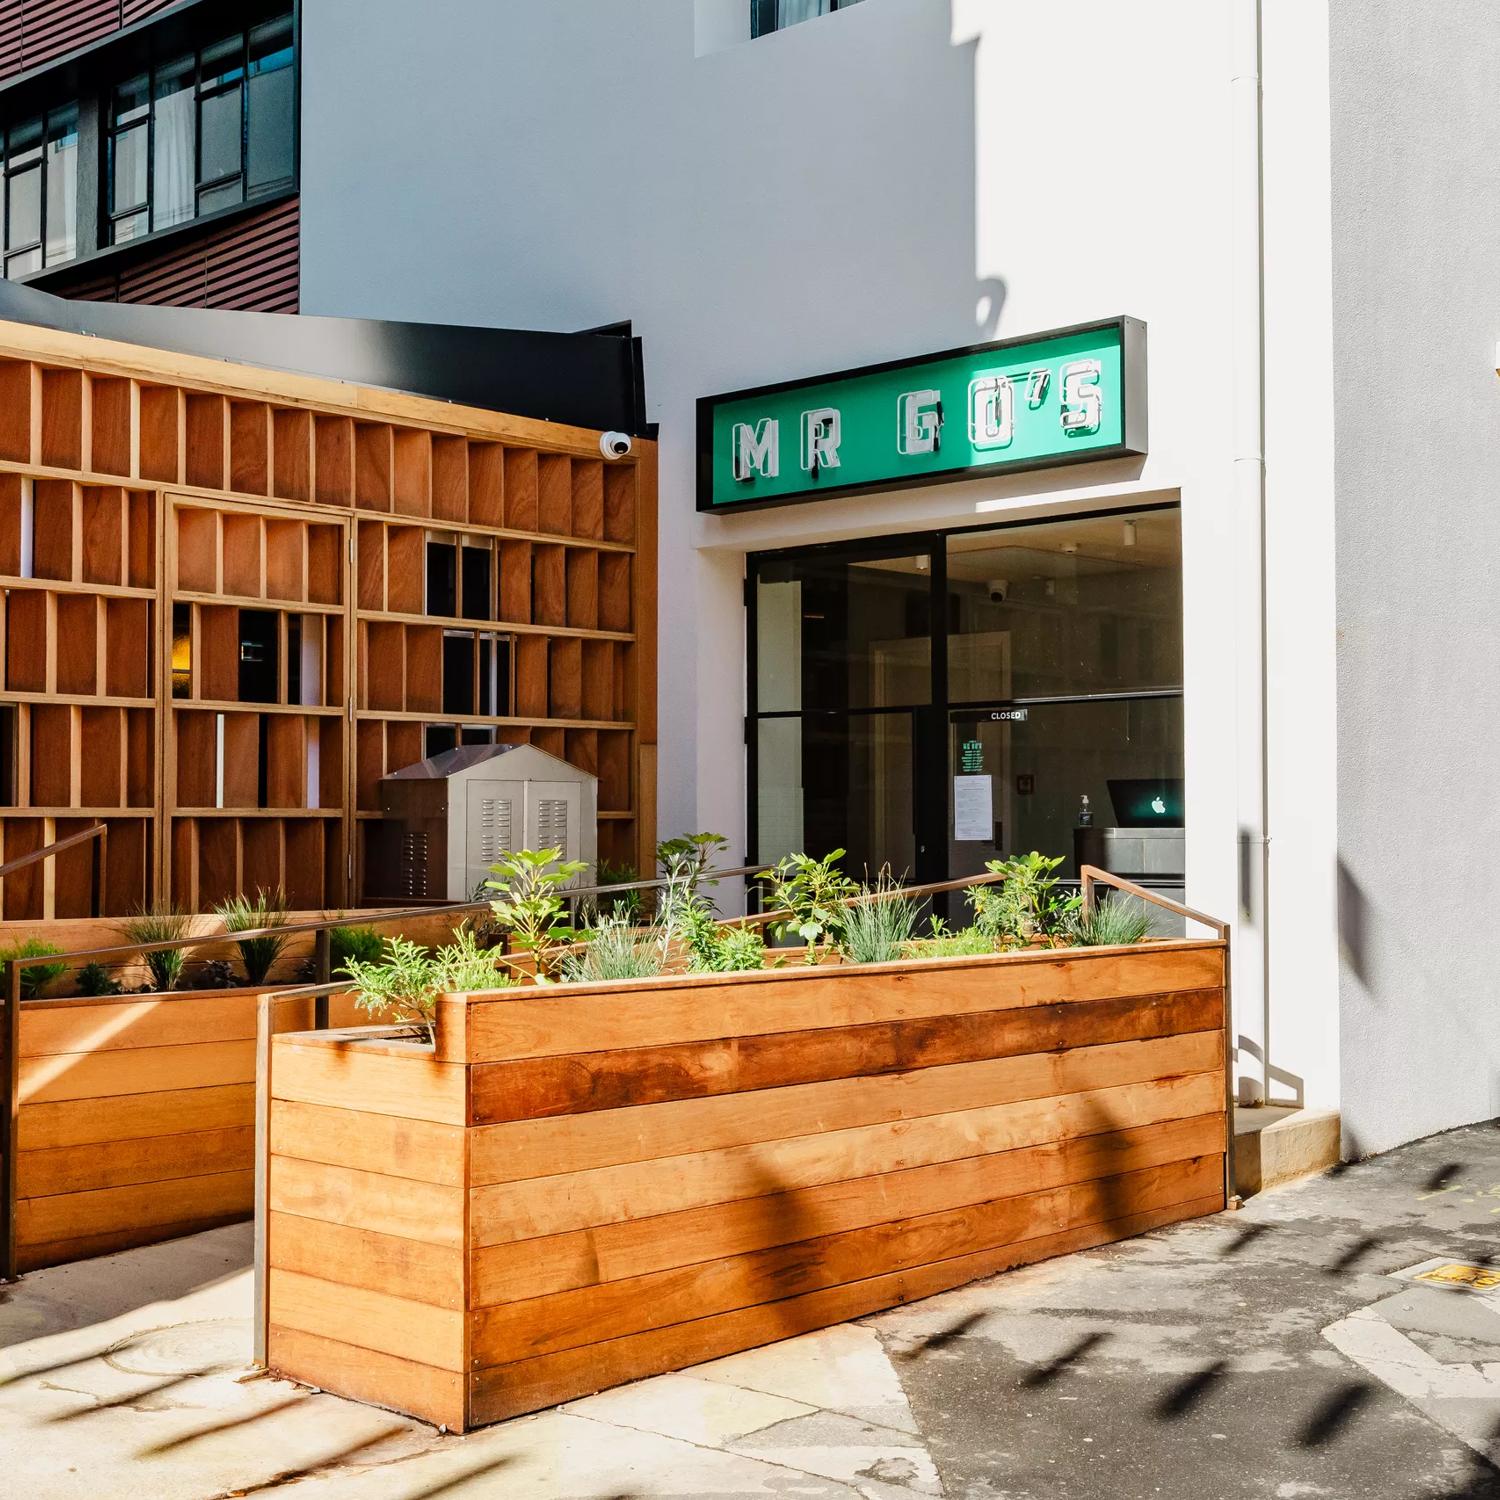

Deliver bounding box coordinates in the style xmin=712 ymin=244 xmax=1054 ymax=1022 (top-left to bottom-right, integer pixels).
xmin=2 ymin=960 xmax=20 ymax=1281
xmin=313 ymin=929 xmax=331 ymax=1031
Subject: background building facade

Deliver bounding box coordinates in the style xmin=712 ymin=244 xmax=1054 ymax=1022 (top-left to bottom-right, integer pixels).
xmin=5 ymin=0 xmax=1498 ymax=1158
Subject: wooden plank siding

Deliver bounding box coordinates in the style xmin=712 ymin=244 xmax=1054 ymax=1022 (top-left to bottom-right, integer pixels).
xmin=11 ymin=987 xmax=369 ymax=1271
xmin=264 ymin=940 xmax=1230 ymax=1430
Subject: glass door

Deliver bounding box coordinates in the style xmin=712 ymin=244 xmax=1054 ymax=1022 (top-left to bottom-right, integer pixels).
xmin=749 ymin=541 xmax=938 ymax=883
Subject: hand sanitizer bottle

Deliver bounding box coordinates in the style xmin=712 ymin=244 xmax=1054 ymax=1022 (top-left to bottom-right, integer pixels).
xmin=1078 ymin=794 xmax=1093 ymax=828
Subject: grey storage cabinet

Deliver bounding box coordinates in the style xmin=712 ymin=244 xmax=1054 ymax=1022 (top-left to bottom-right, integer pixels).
xmin=366 ymin=743 xmax=598 ymax=901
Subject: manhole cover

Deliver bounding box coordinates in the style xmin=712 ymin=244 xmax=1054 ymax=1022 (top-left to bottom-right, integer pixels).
xmin=104 ymin=1318 xmax=250 ymax=1377
xmin=1389 ymin=1257 xmax=1500 ymax=1295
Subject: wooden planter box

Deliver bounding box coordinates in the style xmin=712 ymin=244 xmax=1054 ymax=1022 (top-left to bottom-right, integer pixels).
xmin=263 ymin=939 xmax=1229 ymax=1431
xmin=13 ymin=985 xmax=371 ymax=1271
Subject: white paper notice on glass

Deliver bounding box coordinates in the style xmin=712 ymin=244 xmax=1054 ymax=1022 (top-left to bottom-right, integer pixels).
xmin=953 ymin=775 xmax=993 ymax=842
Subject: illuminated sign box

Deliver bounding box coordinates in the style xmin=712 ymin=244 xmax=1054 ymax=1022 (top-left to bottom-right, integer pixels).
xmin=697 ymin=317 xmax=1147 ymax=513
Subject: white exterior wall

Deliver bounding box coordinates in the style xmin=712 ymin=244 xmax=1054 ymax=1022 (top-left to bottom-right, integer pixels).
xmin=298 ymin=0 xmax=1340 ymax=1114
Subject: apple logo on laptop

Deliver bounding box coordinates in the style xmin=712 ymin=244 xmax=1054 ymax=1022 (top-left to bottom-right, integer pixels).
xmin=1151 ymin=796 xmax=1166 ymax=815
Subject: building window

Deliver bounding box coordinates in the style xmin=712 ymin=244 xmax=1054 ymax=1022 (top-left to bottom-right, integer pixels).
xmin=2 ymin=105 xmax=78 ymax=277
xmin=108 ymin=12 xmax=294 ymax=247
xmin=751 ymin=0 xmax=864 ymax=37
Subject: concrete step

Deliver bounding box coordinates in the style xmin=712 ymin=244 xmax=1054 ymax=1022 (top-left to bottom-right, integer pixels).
xmin=1233 ymin=1104 xmax=1341 ymax=1197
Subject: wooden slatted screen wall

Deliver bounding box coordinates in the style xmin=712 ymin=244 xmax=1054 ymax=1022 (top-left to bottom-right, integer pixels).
xmin=0 ymin=320 xmax=656 ymax=915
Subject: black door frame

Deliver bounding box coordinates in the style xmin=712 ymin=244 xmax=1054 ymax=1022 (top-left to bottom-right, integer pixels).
xmin=744 ymin=502 xmax=1183 ymax=895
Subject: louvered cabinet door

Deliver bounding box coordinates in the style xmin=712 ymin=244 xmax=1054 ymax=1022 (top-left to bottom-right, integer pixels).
xmin=465 ymin=780 xmax=521 ymax=895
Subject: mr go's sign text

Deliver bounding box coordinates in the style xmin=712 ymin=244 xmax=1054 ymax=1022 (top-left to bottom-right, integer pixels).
xmin=697 ymin=318 xmax=1146 ymax=512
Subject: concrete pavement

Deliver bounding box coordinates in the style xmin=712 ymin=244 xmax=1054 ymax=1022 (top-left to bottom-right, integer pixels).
xmin=0 ymin=1121 xmax=1496 ymax=1498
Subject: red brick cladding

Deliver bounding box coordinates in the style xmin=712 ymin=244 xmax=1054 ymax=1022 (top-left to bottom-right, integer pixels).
xmin=0 ymin=0 xmax=183 ymax=82
xmin=42 ymin=195 xmax=299 ymax=312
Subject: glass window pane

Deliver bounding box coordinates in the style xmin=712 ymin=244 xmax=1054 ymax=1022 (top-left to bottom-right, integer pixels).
xmin=947 ymin=697 xmax=1183 ymax=882
xmin=114 ymin=72 xmax=150 ymax=127
xmin=111 ymin=122 xmax=148 ymax=216
xmin=756 ymin=714 xmax=914 ymax=878
xmin=44 ymin=105 xmax=77 ymax=265
xmin=201 ymin=34 xmax=245 ymax=89
xmin=153 ymin=54 xmax=197 ymax=229
xmin=755 ymin=551 xmax=931 ymax=713
xmin=946 ymin=509 xmax=1182 ymax=701
xmin=247 ymin=16 xmax=295 ymax=193
xmin=199 ymin=83 xmax=243 ymax=185
xmin=198 ymin=179 xmax=243 ymax=216
xmin=112 ymin=208 xmax=148 ymax=244
xmin=7 ymin=116 xmax=42 ymax=167
xmin=7 ymin=164 xmax=40 ymax=250
xmin=5 ymin=246 xmax=41 ymax=276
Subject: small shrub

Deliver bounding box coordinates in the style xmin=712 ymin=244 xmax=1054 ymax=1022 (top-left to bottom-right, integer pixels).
xmin=562 ymin=914 xmax=669 ymax=983
xmin=342 ymin=926 xmax=513 ymax=1044
xmin=840 ymin=873 xmax=920 ymax=964
xmin=758 ymin=850 xmax=860 ymax=959
xmin=1071 ymin=893 xmax=1153 ymax=948
xmin=116 ymin=906 xmax=193 ymax=992
xmin=909 ymin=920 xmax=995 ymax=958
xmin=192 ymin=958 xmax=238 ymax=990
xmin=330 ymin=924 xmax=385 ymax=973
xmin=485 ymin=847 xmax=586 ymax=980
xmin=215 ymin=887 xmax=291 ymax=986
xmin=968 ymin=852 xmax=1079 ymax=945
xmin=75 ymin=961 xmax=123 ymax=997
xmin=690 ymin=920 xmax=766 ymax=974
xmin=0 ymin=939 xmax=66 ymax=998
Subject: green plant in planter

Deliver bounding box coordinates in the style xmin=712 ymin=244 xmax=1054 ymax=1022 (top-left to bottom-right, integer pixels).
xmin=1070 ymin=892 xmax=1153 ymax=948
xmin=116 ymin=905 xmax=193 ymax=992
xmin=0 ymin=939 xmax=66 ymax=998
xmin=909 ymin=917 xmax=995 ymax=958
xmin=75 ymin=961 xmax=124 ymax=997
xmin=214 ymin=887 xmax=291 ymax=986
xmin=968 ymin=852 xmax=1080 ymax=946
xmin=585 ymin=859 xmax=646 ymax=923
xmin=342 ymin=927 xmax=512 ymax=1043
xmin=656 ymin=831 xmax=729 ymax=886
xmin=758 ymin=850 xmax=859 ymax=961
xmin=562 ymin=913 xmax=670 ymax=983
xmin=669 ymin=892 xmax=767 ymax=975
xmin=330 ymin=924 xmax=385 ymax=973
xmin=839 ymin=872 xmax=920 ymax=964
xmin=485 ymin=846 xmax=586 ymax=981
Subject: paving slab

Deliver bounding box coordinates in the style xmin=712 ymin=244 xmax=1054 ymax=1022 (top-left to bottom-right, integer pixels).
xmin=3 ymin=1123 xmax=1499 ymax=1498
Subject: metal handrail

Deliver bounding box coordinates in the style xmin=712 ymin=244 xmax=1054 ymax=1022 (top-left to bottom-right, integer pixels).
xmin=1079 ymin=865 xmax=1238 ymax=1209
xmin=0 ymin=821 xmax=108 ymax=919
xmin=25 ymin=862 xmax=769 ymax=969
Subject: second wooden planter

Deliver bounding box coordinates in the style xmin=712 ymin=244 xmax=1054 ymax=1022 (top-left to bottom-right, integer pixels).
xmin=263 ymin=939 xmax=1230 ymax=1430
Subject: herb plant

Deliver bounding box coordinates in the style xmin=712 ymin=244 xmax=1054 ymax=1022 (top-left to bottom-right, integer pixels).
xmin=485 ymin=846 xmax=587 ymax=979
xmin=840 ymin=873 xmax=920 ymax=964
xmin=117 ymin=905 xmax=193 ymax=992
xmin=330 ymin=924 xmax=386 ymax=972
xmin=562 ymin=913 xmax=670 ymax=983
xmin=214 ymin=887 xmax=291 ymax=985
xmin=968 ymin=853 xmax=1080 ymax=945
xmin=1070 ymin=892 xmax=1153 ymax=948
xmin=340 ymin=927 xmax=512 ymax=1044
xmin=758 ymin=850 xmax=859 ymax=959
xmin=0 ymin=939 xmax=66 ymax=998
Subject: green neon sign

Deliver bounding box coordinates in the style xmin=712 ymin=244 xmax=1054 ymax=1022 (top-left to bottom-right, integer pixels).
xmin=697 ymin=317 xmax=1146 ymax=513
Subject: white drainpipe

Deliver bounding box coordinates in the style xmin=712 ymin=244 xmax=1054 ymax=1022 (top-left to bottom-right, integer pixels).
xmin=1232 ymin=0 xmax=1270 ymax=1105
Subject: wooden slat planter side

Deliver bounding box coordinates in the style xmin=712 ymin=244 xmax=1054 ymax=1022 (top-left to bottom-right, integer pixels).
xmin=263 ymin=940 xmax=1229 ymax=1431
xmin=264 ymin=1029 xmax=469 ymax=1432
xmin=15 ymin=985 xmax=313 ymax=1270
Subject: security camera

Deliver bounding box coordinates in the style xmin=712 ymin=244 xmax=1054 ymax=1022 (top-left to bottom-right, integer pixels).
xmin=987 ymin=578 xmax=1009 ymax=604
xmin=600 ymin=431 xmax=633 ymax=460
